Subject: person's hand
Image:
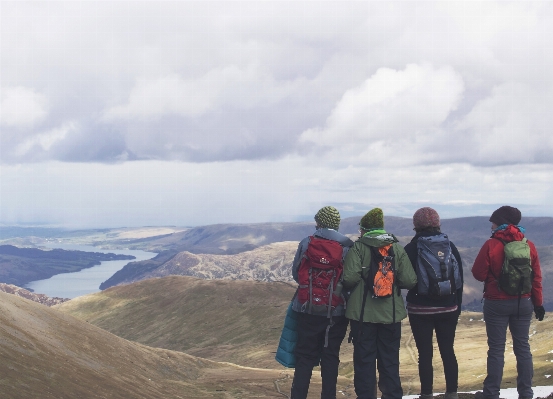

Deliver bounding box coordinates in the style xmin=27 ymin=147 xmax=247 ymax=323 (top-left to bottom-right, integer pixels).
xmin=534 ymin=305 xmax=545 ymax=321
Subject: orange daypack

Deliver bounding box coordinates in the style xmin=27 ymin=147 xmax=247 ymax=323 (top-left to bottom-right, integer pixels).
xmin=369 ymin=244 xmax=395 ymax=298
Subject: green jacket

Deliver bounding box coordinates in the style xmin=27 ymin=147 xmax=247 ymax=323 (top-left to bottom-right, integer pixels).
xmin=343 ymin=232 xmax=417 ymax=324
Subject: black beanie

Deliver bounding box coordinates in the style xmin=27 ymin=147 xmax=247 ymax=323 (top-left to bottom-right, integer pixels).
xmin=489 ymin=206 xmax=522 ymax=226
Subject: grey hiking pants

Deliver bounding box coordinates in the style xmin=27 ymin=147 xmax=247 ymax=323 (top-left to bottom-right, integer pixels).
xmin=483 ymin=298 xmax=534 ymax=399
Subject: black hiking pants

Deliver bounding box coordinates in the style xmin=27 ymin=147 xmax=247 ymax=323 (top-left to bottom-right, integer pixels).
xmin=350 ymin=320 xmax=403 ymax=399
xmin=408 ymin=311 xmax=459 ymax=395
xmin=290 ymin=313 xmax=348 ymax=399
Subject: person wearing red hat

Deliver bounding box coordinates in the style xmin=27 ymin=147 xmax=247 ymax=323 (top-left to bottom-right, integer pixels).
xmin=404 ymin=207 xmax=463 ymax=399
xmin=472 ymin=206 xmax=544 ymax=399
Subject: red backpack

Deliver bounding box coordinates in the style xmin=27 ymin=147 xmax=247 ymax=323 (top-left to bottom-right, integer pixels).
xmin=297 ymin=236 xmax=345 ymax=313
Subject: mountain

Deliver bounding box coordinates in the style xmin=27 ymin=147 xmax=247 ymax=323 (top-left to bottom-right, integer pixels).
xmin=0 ymin=283 xmax=68 ymax=306
xmin=100 ymin=241 xmax=298 ymax=289
xmin=57 ymin=276 xmax=553 ymax=393
xmin=0 ymin=290 xmax=313 ymax=398
xmin=97 ymin=239 xmax=553 ymax=311
xmin=0 ymin=245 xmax=135 ymax=287
xmin=108 ymin=216 xmax=553 ymax=253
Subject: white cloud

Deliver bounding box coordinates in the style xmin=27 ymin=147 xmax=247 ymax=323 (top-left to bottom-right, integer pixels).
xmin=1 ymin=87 xmax=48 ymax=128
xmin=299 ymin=63 xmax=465 ymax=166
xmin=14 ymin=122 xmax=76 ymax=157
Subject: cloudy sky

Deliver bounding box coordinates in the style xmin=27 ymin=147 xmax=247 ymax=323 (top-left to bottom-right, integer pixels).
xmin=1 ymin=1 xmax=552 ymax=228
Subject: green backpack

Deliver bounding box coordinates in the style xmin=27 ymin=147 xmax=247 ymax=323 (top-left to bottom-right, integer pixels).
xmin=497 ymin=238 xmax=533 ymax=296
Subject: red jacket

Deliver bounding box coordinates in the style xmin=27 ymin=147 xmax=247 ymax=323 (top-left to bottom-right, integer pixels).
xmin=472 ymin=225 xmax=543 ymax=306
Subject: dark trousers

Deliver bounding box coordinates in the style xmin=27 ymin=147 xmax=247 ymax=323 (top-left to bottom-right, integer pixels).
xmin=350 ymin=321 xmax=403 ymax=399
xmin=408 ymin=311 xmax=459 ymax=394
xmin=483 ymin=298 xmax=534 ymax=399
xmin=291 ymin=313 xmax=348 ymax=399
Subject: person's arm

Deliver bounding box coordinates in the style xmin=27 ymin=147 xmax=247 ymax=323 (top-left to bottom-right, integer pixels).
xmin=291 ymin=237 xmax=309 ymax=283
xmin=342 ymin=243 xmax=363 ymax=289
xmin=451 ymin=241 xmax=463 ymax=313
xmin=471 ymin=240 xmax=492 ymax=282
xmin=528 ymin=241 xmax=543 ymax=307
xmin=395 ymin=244 xmax=417 ymax=290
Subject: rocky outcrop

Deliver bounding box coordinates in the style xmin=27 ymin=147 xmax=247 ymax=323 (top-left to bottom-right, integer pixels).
xmin=0 ymin=283 xmax=69 ymax=306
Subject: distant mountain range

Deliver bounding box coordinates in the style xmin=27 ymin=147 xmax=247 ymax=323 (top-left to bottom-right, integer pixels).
xmin=96 ymin=216 xmax=553 ymax=311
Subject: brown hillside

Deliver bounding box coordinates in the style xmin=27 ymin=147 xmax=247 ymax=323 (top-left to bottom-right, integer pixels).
xmin=58 ymin=277 xmax=553 ymax=393
xmin=0 ymin=291 xmax=308 ymax=398
xmin=57 ymin=275 xmax=298 ymax=369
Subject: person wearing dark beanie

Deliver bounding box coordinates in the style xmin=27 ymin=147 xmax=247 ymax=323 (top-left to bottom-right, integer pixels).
xmin=489 ymin=205 xmax=522 ymax=226
xmin=472 ymin=206 xmax=544 ymax=399
xmin=404 ymin=207 xmax=463 ymax=399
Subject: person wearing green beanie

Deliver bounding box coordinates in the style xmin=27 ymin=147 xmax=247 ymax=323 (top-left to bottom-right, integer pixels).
xmin=288 ymin=206 xmax=354 ymax=399
xmin=342 ymin=208 xmax=417 ymax=399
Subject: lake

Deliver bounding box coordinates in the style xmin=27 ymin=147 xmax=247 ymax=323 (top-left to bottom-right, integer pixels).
xmin=25 ymin=244 xmax=156 ymax=299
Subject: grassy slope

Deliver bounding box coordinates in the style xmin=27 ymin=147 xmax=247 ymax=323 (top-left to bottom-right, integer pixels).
xmin=0 ymin=291 xmax=301 ymax=399
xmin=57 ymin=276 xmax=553 ymax=394
xmin=58 ymin=275 xmax=297 ymax=368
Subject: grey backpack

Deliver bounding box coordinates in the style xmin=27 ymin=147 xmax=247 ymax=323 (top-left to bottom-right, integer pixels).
xmin=416 ymin=234 xmax=462 ymax=297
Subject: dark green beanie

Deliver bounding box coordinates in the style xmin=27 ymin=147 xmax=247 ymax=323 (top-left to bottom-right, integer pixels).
xmin=314 ymin=206 xmax=341 ymax=230
xmin=360 ymin=208 xmax=384 ymax=230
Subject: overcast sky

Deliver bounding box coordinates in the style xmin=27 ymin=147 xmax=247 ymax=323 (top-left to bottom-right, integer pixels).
xmin=1 ymin=1 xmax=553 ymax=228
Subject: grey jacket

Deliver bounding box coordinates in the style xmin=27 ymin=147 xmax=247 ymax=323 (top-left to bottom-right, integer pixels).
xmin=291 ymin=228 xmax=354 ymax=316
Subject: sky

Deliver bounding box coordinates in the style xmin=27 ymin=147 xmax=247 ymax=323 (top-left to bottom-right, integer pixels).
xmin=1 ymin=1 xmax=553 ymax=228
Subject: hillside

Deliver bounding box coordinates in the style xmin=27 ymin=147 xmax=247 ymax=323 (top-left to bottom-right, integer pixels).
xmin=0 ymin=283 xmax=68 ymax=306
xmin=57 ymin=276 xmax=553 ymax=393
xmin=60 ymin=276 xmax=297 ymax=368
xmin=101 ymin=241 xmax=298 ymax=289
xmin=0 ymin=290 xmax=317 ymax=398
xmin=97 ymin=240 xmax=552 ymax=311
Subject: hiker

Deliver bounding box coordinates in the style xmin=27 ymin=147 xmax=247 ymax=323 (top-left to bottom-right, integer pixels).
xmin=342 ymin=208 xmax=417 ymax=399
xmin=404 ymin=207 xmax=463 ymax=399
xmin=290 ymin=206 xmax=354 ymax=399
xmin=472 ymin=206 xmax=544 ymax=399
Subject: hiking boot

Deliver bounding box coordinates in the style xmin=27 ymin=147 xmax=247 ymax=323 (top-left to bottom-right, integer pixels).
xmin=445 ymin=392 xmax=458 ymax=399
xmin=418 ymin=394 xmax=433 ymax=399
xmin=474 ymin=391 xmax=486 ymax=399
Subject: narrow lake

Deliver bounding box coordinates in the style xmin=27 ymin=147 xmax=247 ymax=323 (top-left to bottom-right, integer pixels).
xmin=25 ymin=244 xmax=156 ymax=299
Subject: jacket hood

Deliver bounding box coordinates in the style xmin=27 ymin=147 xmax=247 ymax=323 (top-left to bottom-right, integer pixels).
xmin=359 ymin=232 xmax=397 ymax=247
xmin=492 ymin=224 xmax=525 ymax=242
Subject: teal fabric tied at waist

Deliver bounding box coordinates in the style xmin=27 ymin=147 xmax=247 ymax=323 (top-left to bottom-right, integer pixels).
xmin=275 ymin=302 xmax=298 ymax=368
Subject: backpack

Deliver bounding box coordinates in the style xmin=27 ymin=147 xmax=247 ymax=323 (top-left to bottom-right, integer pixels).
xmin=416 ymin=234 xmax=462 ymax=297
xmin=296 ymin=236 xmax=345 ymax=314
xmin=496 ymin=238 xmax=532 ymax=296
xmin=368 ymin=244 xmax=395 ymax=298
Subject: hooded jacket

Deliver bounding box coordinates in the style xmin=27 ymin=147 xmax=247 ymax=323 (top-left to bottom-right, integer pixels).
xmin=471 ymin=224 xmax=543 ymax=306
xmin=342 ymin=231 xmax=417 ymax=324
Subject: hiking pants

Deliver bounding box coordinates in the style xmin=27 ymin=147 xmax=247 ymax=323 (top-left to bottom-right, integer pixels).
xmin=291 ymin=313 xmax=348 ymax=399
xmin=408 ymin=311 xmax=459 ymax=394
xmin=483 ymin=298 xmax=534 ymax=399
xmin=350 ymin=320 xmax=403 ymax=399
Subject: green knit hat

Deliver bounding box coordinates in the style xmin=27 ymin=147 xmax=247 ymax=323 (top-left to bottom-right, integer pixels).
xmin=360 ymin=208 xmax=384 ymax=230
xmin=314 ymin=206 xmax=341 ymax=230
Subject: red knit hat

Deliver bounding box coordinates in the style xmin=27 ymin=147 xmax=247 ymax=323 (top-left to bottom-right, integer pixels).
xmin=413 ymin=207 xmax=440 ymax=230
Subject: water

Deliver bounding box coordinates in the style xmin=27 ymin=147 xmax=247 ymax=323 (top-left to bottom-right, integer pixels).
xmin=25 ymin=244 xmax=156 ymax=299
